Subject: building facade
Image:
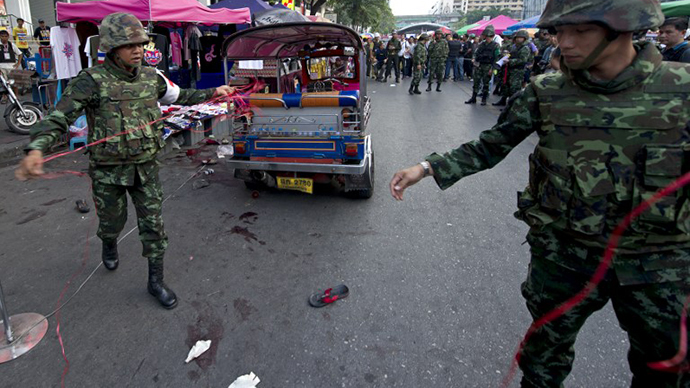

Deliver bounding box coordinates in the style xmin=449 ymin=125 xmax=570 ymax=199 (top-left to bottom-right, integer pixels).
xmin=453 ymin=0 xmax=523 ymax=15
xmin=521 ymin=0 xmax=546 ymax=19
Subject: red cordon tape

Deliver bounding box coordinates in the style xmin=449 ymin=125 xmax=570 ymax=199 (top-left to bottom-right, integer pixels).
xmin=501 ymin=171 xmax=690 ymax=387
xmin=36 ymin=80 xmax=265 ymax=387
xmin=42 ymin=79 xmax=266 ymax=164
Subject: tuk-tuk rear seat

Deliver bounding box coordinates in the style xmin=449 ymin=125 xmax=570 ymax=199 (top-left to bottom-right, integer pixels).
xmin=247 ymin=91 xmax=359 ymax=109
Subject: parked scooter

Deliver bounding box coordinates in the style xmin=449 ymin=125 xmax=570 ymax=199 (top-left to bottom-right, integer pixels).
xmin=0 ymin=71 xmax=42 ymax=135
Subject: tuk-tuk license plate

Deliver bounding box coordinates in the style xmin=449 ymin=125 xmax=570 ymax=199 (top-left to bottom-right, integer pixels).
xmin=277 ymin=177 xmax=314 ymax=194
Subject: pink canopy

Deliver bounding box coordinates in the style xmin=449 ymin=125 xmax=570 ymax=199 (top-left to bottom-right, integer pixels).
xmin=56 ymin=0 xmax=251 ymax=24
xmin=467 ymin=15 xmax=518 ymax=36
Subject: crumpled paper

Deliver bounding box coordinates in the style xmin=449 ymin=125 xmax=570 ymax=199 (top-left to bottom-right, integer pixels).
xmin=185 ymin=340 xmax=212 ymax=363
xmin=228 ymin=371 xmax=261 ymax=388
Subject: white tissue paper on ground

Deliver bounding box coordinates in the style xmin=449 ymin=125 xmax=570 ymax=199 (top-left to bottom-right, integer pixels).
xmin=228 ymin=371 xmax=261 ymax=388
xmin=185 ymin=340 xmax=212 ymax=363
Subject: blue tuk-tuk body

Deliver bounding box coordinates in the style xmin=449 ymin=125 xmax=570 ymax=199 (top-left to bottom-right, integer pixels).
xmin=222 ymin=22 xmax=373 ymax=198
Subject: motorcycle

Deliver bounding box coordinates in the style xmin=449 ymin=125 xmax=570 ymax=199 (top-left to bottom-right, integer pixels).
xmin=0 ymin=71 xmax=43 ymax=135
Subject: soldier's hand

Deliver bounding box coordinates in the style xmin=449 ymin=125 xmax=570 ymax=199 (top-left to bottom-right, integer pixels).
xmin=390 ymin=164 xmax=428 ymax=201
xmin=213 ymin=85 xmax=235 ymax=97
xmin=15 ymin=150 xmax=44 ymax=181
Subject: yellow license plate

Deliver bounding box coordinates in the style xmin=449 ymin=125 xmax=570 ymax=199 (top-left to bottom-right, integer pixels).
xmin=277 ymin=177 xmax=314 ymax=194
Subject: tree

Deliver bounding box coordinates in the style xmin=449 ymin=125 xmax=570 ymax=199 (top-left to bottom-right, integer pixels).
xmin=328 ymin=0 xmax=395 ymax=32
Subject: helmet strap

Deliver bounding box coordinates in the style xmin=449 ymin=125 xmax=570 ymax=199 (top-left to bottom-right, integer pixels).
xmin=565 ymin=30 xmax=620 ymax=71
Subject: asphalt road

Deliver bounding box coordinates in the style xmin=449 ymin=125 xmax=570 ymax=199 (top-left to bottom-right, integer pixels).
xmin=0 ymin=78 xmax=631 ymax=387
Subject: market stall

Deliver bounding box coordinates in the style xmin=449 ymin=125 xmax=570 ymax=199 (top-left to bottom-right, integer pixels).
xmin=661 ymin=0 xmax=690 ymax=17
xmin=53 ymin=0 xmax=251 ymax=148
xmin=506 ymin=15 xmax=541 ymax=31
xmin=467 ymin=15 xmax=518 ymax=36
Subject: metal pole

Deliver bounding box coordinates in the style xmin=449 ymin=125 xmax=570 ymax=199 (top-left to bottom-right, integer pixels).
xmin=0 ymin=280 xmax=14 ymax=343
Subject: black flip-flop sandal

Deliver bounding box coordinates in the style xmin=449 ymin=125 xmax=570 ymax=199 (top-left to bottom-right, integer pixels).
xmin=75 ymin=199 xmax=90 ymax=213
xmin=309 ymin=284 xmax=349 ymax=308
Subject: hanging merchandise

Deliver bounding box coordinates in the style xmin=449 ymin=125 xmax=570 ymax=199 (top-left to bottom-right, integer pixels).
xmin=50 ymin=26 xmax=82 ymax=80
xmin=145 ymin=33 xmax=170 ymax=76
xmin=185 ymin=25 xmax=202 ymax=82
xmin=84 ymin=35 xmax=105 ymax=67
xmin=170 ymin=31 xmax=183 ymax=67
xmin=200 ymin=35 xmax=222 ymax=73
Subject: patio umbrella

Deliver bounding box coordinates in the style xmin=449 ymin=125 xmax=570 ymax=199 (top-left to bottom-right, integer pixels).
xmin=252 ymin=7 xmax=310 ymax=26
xmin=456 ymin=23 xmax=479 ymax=35
xmin=506 ymin=15 xmax=541 ymax=31
xmin=661 ymin=0 xmax=690 ymax=17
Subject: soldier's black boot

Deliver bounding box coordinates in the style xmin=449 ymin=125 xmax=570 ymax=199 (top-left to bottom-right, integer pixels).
xmin=408 ymin=84 xmax=415 ymax=95
xmin=436 ymin=83 xmax=442 ymax=92
xmin=493 ymin=97 xmax=507 ymax=106
xmin=147 ymin=260 xmax=178 ymax=309
xmin=425 ymin=83 xmax=432 ymax=92
xmin=464 ymin=93 xmax=477 ymax=104
xmin=102 ymin=241 xmax=119 ymax=271
xmin=414 ymin=86 xmax=421 ymax=94
xmin=481 ymin=95 xmax=488 ymax=106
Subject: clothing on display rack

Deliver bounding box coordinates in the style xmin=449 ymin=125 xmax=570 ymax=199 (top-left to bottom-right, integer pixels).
xmin=200 ymin=35 xmax=222 ymax=73
xmin=170 ymin=31 xmax=183 ymax=67
xmin=50 ymin=26 xmax=82 ymax=79
xmin=84 ymin=35 xmax=105 ymax=67
xmin=145 ymin=33 xmax=170 ymax=76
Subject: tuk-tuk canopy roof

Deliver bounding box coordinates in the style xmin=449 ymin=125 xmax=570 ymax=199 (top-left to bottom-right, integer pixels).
xmin=223 ymin=22 xmax=363 ymax=59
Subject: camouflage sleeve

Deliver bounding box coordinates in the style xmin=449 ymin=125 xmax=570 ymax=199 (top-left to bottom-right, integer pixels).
xmin=509 ymin=45 xmax=531 ymax=68
xmin=157 ymin=75 xmax=215 ymax=106
xmin=26 ymin=72 xmax=99 ymax=153
xmin=425 ymin=84 xmax=540 ymax=190
xmin=441 ymin=40 xmax=449 ymax=58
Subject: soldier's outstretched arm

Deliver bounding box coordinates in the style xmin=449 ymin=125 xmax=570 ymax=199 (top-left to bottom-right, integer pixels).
xmin=16 ymin=73 xmax=98 ymax=180
xmin=390 ymin=85 xmax=539 ymax=199
xmin=156 ymin=71 xmax=233 ymax=106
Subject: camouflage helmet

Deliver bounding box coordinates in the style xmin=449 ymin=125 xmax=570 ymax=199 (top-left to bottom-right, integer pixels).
xmin=536 ymin=0 xmax=664 ymax=33
xmin=435 ymin=29 xmax=445 ymax=37
xmin=481 ymin=24 xmax=496 ymax=37
xmin=418 ymin=33 xmax=429 ymax=41
xmin=514 ymin=29 xmax=530 ymax=39
xmin=99 ymin=13 xmax=149 ymax=52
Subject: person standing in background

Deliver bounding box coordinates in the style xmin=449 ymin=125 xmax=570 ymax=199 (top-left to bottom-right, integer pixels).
xmin=33 ymin=19 xmax=50 ymax=47
xmin=445 ymin=33 xmax=463 ymax=82
xmin=426 ymin=30 xmax=448 ymax=92
xmin=658 ymin=16 xmax=690 ymax=63
xmin=12 ymin=18 xmax=29 ymax=67
xmin=384 ymin=31 xmax=402 ymax=83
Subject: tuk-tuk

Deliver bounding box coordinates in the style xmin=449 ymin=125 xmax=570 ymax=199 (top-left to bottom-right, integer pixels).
xmin=221 ymin=22 xmax=374 ymax=198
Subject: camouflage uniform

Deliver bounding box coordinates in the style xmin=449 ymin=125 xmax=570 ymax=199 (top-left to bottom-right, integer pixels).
xmin=426 ymin=32 xmax=449 ymax=91
xmin=424 ymin=0 xmax=690 ymax=386
xmin=384 ymin=36 xmax=402 ymax=82
xmin=505 ymin=30 xmax=531 ymax=100
xmin=466 ymin=25 xmax=500 ymax=104
xmin=410 ymin=36 xmax=428 ymax=93
xmin=25 ymin=13 xmax=216 ymax=309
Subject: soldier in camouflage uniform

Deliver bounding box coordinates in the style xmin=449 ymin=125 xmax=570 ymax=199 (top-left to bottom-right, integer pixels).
xmin=465 ymin=25 xmax=500 ymax=105
xmin=384 ymin=31 xmax=402 ymax=83
xmin=426 ymin=30 xmax=449 ymax=92
xmin=391 ymin=0 xmax=690 ymax=386
xmin=494 ymin=29 xmax=531 ymax=106
xmin=408 ymin=34 xmax=428 ymax=95
xmin=16 ymin=13 xmax=234 ymax=309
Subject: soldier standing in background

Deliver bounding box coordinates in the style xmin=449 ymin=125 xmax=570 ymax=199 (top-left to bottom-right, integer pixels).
xmin=426 ymin=30 xmax=449 ymax=92
xmin=390 ymin=0 xmax=690 ymax=386
xmin=15 ymin=13 xmax=234 ymax=310
xmin=409 ymin=33 xmax=428 ymax=95
xmin=465 ymin=25 xmax=499 ymax=105
xmin=384 ymin=31 xmax=402 ymax=83
xmin=493 ymin=29 xmax=531 ymax=107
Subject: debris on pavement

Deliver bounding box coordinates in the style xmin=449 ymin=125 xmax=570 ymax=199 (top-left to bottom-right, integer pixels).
xmin=309 ymin=284 xmax=350 ymax=308
xmin=75 ymin=199 xmax=90 ymax=213
xmin=228 ymin=371 xmax=261 ymax=388
xmin=192 ymin=179 xmax=210 ymax=190
xmin=185 ymin=339 xmax=212 ymax=363
xmin=216 ymin=145 xmax=234 ymax=159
